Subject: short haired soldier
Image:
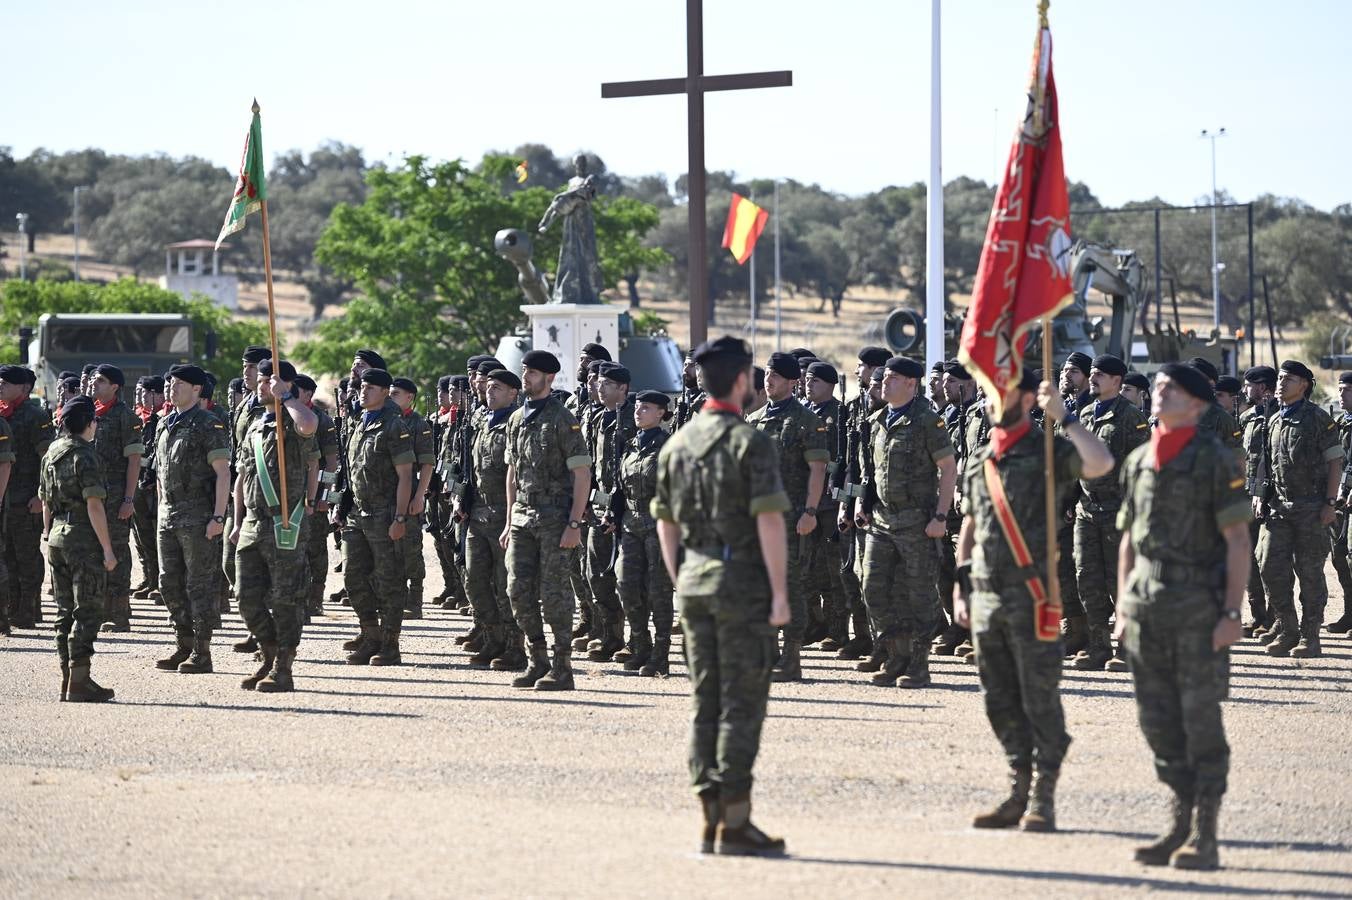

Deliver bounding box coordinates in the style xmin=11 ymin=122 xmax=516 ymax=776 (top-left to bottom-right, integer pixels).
xmin=1240 ymin=365 xmax=1278 ymax=635
xmin=89 ymin=364 xmax=144 ymax=632
xmin=390 ymin=377 xmax=436 ymax=621
xmin=1 ymin=364 xmax=54 ymax=630
xmin=1330 ymin=372 xmax=1352 ymax=635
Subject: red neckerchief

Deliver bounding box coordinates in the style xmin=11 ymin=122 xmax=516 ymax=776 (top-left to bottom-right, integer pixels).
xmin=1151 ymin=422 xmax=1195 ymax=471
xmin=0 ymin=398 xmax=19 ymax=420
xmin=204 ymin=400 xmax=215 ymax=411
xmin=160 ymin=400 xmax=173 ymax=415
xmin=439 ymin=405 xmax=451 ymax=417
xmin=990 ymin=420 xmax=1032 ymax=460
xmin=448 ymin=403 xmax=460 ymax=425
xmin=135 ymin=404 xmax=152 ymax=424
xmin=703 ymin=397 xmax=743 ymax=417
xmin=94 ymin=399 xmax=115 ymax=418
xmin=400 ymin=406 xmax=414 ymax=417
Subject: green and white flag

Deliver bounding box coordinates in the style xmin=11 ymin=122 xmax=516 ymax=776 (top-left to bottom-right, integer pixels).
xmin=215 ymin=100 xmax=267 ymax=251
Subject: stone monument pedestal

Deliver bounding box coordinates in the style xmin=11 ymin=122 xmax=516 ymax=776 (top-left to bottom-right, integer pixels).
xmin=520 ymin=303 xmax=621 ymax=393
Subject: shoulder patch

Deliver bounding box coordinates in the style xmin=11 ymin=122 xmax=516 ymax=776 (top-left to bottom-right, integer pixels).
xmin=213 ymin=424 xmax=224 ymax=429
xmin=1328 ymin=422 xmax=1337 ymax=430
xmin=1229 ymin=477 xmax=1245 ymax=489
xmin=399 ymin=432 xmax=410 ymax=439
xmin=817 ymin=426 xmax=828 ymax=432
xmin=571 ymin=425 xmax=581 ymax=431
xmin=1136 ymin=423 xmax=1149 ymax=430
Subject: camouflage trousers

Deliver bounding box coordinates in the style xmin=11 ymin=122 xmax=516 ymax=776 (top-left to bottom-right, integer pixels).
xmin=401 ymin=515 xmax=426 ymax=609
xmin=936 ymin=515 xmax=960 ymax=624
xmin=1122 ymin=598 xmax=1230 ymax=796
xmin=569 ymin=527 xmax=596 ymax=634
xmin=681 ymin=590 xmax=776 ymax=798
xmin=584 ymin=520 xmax=624 ymax=628
xmin=303 ymin=510 xmax=329 ymax=602
xmin=432 ymin=530 xmax=467 ymax=607
xmin=860 ymin=524 xmax=939 ymax=642
xmin=1257 ymin=510 xmax=1329 ymax=634
xmin=49 ymin=541 xmax=107 ymax=662
xmin=971 ymin=587 xmax=1071 ymax=772
xmin=1247 ymin=520 xmax=1267 ymax=626
xmin=103 ymin=495 xmax=133 ymax=603
xmin=507 ymin=520 xmax=577 ymax=641
xmin=464 ymin=513 xmax=510 ymax=626
xmin=616 ymin=527 xmax=673 ymax=640
xmin=803 ymin=510 xmax=849 ymax=640
xmin=342 ymin=514 xmax=408 ymax=630
xmin=780 ymin=510 xmax=812 ymax=643
xmin=5 ymin=501 xmax=44 ymax=624
xmin=131 ymin=489 xmax=158 ymax=590
xmin=1073 ymin=509 xmax=1123 ymax=633
xmin=1055 ymin=519 xmax=1083 ymax=620
xmin=236 ymin=519 xmax=309 ymax=650
xmin=159 ymin=519 xmax=222 ymax=638
xmin=1331 ymin=513 xmax=1352 ymax=612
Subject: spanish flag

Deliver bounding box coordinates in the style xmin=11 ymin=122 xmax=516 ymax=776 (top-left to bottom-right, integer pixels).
xmin=721 ymin=193 xmax=769 ymax=265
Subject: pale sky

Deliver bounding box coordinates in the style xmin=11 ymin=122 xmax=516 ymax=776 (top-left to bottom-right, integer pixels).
xmin=5 ymin=0 xmax=1348 ymax=210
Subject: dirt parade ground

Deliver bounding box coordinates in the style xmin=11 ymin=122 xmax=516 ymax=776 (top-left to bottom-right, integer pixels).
xmin=2 ymin=542 xmax=1351 ymax=900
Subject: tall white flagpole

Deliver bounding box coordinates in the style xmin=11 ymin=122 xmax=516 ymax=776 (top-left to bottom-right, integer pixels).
xmin=925 ymin=0 xmax=945 ymax=371
xmin=774 ymin=179 xmax=782 ymax=351
xmin=749 ymin=190 xmax=757 ymax=356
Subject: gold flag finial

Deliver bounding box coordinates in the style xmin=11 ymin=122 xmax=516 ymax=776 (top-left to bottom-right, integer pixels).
xmin=251 ymin=97 xmax=260 ymax=114
xmin=1038 ymin=0 xmax=1049 ymax=28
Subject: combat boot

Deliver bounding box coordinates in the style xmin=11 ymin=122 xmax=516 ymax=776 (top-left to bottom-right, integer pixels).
xmin=462 ymin=627 xmax=488 ymax=653
xmin=931 ymin=624 xmax=961 ymax=656
xmin=622 ymin=629 xmax=653 ymax=671
xmin=100 ymin=596 xmax=131 ymax=633
xmin=1133 ymin=789 xmax=1193 ymax=865
xmin=1265 ymin=615 xmax=1301 ymax=657
xmin=1060 ymin=614 xmax=1088 ymax=657
xmin=328 ymin=587 xmax=347 ymax=604
xmin=467 ymin=625 xmax=507 ymax=667
xmin=803 ymin=617 xmax=828 ymax=648
xmin=972 ymin=767 xmax=1032 ymax=828
xmin=640 ymin=638 xmax=671 ymax=677
xmin=870 ymin=634 xmax=910 ymax=686
xmin=1170 ymin=791 xmax=1221 ymax=870
xmin=587 ymin=622 xmax=625 ymax=662
xmin=1291 ymin=621 xmax=1323 ymax=658
xmin=241 ymin=641 xmax=278 ymax=690
xmin=855 ymin=641 xmax=887 ymax=673
xmin=699 ymin=792 xmax=720 ymax=854
xmin=131 ymin=579 xmax=153 ymax=599
xmin=403 ymin=604 xmax=423 ymax=621
xmin=1019 ymin=768 xmax=1059 ymax=832
xmin=955 ymin=638 xmax=975 ymax=660
xmin=149 ymin=589 xmax=164 ymax=606
xmin=178 ymin=636 xmax=214 ymax=674
xmin=715 ymin=793 xmax=786 ymax=857
xmin=512 ymin=639 xmax=551 ymax=688
xmin=837 ymin=633 xmax=872 ymax=661
xmin=534 ymin=642 xmax=575 ymax=691
xmin=369 ymin=628 xmax=402 ymax=666
xmin=307 ymin=586 xmax=326 ymax=617
xmin=255 ymin=647 xmax=296 ymax=693
xmin=155 ymin=635 xmax=194 ymax=671
xmin=896 ymin=637 xmax=931 ymax=688
xmin=66 ymin=659 xmax=115 ymax=703
xmin=344 ymin=623 xmax=382 ymax=665
xmin=1105 ymin=642 xmax=1130 ymax=672
xmin=490 ymin=628 xmax=528 ymax=671
xmin=1258 ymin=620 xmax=1283 ymax=645
xmin=233 ymin=634 xmax=259 ymax=654
xmin=1325 ymin=609 xmax=1352 ymax=633
xmin=771 ymin=640 xmax=803 ymax=683
xmin=1072 ymin=628 xmax=1112 ymax=670
xmin=454 ymin=623 xmax=482 ymax=647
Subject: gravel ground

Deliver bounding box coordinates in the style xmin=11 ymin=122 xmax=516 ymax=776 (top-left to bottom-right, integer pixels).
xmin=1 ymin=539 xmax=1350 ymax=899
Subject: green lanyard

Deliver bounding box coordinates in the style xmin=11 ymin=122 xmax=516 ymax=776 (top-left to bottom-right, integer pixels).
xmin=251 ymin=430 xmax=304 ymax=551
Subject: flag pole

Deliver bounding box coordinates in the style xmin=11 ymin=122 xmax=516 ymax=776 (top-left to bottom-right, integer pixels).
xmin=1039 ymin=0 xmax=1060 ymax=621
xmin=749 ymin=190 xmax=757 ymax=356
xmin=254 ymin=101 xmax=290 ymax=531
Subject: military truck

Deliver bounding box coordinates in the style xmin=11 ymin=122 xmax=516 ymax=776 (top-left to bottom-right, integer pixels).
xmin=21 ymin=313 xmax=206 ymax=400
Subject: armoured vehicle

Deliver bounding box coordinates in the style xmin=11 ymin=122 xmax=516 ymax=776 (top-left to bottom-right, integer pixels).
xmin=21 ymin=313 xmax=204 ymax=400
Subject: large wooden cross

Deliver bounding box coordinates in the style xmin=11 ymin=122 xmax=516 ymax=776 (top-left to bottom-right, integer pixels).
xmin=602 ymin=0 xmax=791 ymax=348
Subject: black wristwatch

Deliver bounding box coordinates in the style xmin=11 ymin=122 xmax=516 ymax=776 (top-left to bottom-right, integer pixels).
xmin=393 ymin=514 xmax=408 ymax=523
xmin=1221 ymin=608 xmax=1241 ymax=622
xmin=567 ymin=519 xmax=582 ymax=530
xmin=210 ymin=514 xmax=226 ymax=524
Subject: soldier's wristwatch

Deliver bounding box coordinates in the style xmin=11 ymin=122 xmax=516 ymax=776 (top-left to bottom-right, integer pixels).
xmin=1221 ymin=608 xmax=1241 ymax=621
xmin=567 ymin=519 xmax=582 ymax=530
xmin=210 ymin=515 xmax=226 ymax=524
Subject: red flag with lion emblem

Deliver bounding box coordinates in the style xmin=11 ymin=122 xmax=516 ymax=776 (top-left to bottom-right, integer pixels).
xmin=958 ymin=9 xmax=1073 ymax=418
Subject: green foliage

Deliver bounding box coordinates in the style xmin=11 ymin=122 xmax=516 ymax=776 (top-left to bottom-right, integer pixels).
xmin=629 ymin=310 xmax=669 ymax=336
xmin=0 ymin=278 xmax=269 ymax=371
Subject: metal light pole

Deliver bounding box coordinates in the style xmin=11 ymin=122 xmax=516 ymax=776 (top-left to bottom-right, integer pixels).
xmin=1201 ymin=127 xmax=1226 ymax=330
xmin=73 ymin=185 xmax=89 ymax=281
xmin=15 ymin=213 xmax=28 ymax=281
xmin=925 ymin=0 xmax=945 ymax=371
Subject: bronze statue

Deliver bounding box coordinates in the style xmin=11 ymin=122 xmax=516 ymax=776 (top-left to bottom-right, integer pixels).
xmin=538 ymin=154 xmax=606 ymax=304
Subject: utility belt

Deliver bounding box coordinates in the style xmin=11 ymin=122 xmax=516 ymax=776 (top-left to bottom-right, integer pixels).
xmin=684 ymin=544 xmax=760 ymax=564
xmin=1135 ymin=555 xmax=1224 ymax=588
xmin=1077 ymin=487 xmax=1121 ymax=514
xmin=832 ymin=480 xmax=866 ymax=502
xmin=516 ymin=491 xmax=571 ymax=510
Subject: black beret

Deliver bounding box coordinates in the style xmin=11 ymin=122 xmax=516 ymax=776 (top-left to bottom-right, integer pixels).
xmin=241 ymin=345 xmax=272 ymax=364
xmin=360 ymin=368 xmax=393 ymax=388
xmin=0 ymin=365 xmax=35 ymax=386
xmin=1090 ymin=354 xmax=1127 ymax=378
xmin=885 ymin=356 xmax=925 ymax=378
xmin=635 ymin=389 xmax=671 ymax=409
xmin=485 ymin=369 xmax=522 ymax=390
xmin=858 ymin=346 xmax=891 ymax=368
xmin=1016 ymin=369 xmax=1041 ymax=392
xmin=228 ymin=377 xmax=244 ymax=393
xmin=1188 ymin=357 xmax=1220 ymax=383
xmin=767 ymin=352 xmax=801 ymax=380
xmin=1063 ymin=352 xmax=1093 ymax=376
xmin=436 ymin=375 xmax=452 ymax=391
xmin=522 ymin=350 xmax=561 ymax=374
xmin=92 ymin=364 xmax=125 ymax=386
xmin=597 ymin=362 xmax=632 ymax=384
xmin=942 ymin=360 xmax=972 ymax=380
xmin=870 ymin=366 xmax=886 ymax=383
xmin=1340 ymin=372 xmax=1352 ymax=387
xmin=449 ymin=375 xmax=470 ymax=391
xmin=61 ymin=395 xmax=96 ymax=430
xmin=1123 ymin=372 xmax=1150 ymax=391
xmin=200 ymin=373 xmax=216 ymax=399
xmin=58 ymin=370 xmax=77 ymax=381
xmin=789 ymin=347 xmax=815 ymax=360
xmin=806 ymin=361 xmax=838 ymax=385
xmin=59 ymin=376 xmax=82 ymax=395
xmin=338 ymin=376 xmax=350 ymax=390
xmin=167 ymin=364 xmax=208 ymax=386
xmin=466 ymin=354 xmax=487 ymax=371
xmin=1279 ymin=359 xmax=1314 ymax=383
xmin=930 ymin=360 xmax=946 ymax=373
xmin=391 ymin=377 xmax=417 ymax=394
xmin=1159 ymin=362 xmax=1216 ymax=404
xmin=587 ymin=359 xmax=608 ymax=374
xmin=292 ymin=374 xmax=317 ymax=393
xmin=81 ymin=364 xmax=98 ymax=376
xmin=257 ymin=359 xmax=297 ymax=382
xmin=476 ymin=358 xmax=504 ymax=375
xmin=581 ymin=342 xmax=611 ymax=362
xmin=1244 ymin=366 xmax=1277 ymax=388
xmin=1215 ymin=376 xmax=1242 ymax=394
xmin=354 ymin=349 xmax=387 ymax=371
xmin=692 ymin=336 xmax=752 ymax=366
xmin=138 ymin=375 xmax=165 ymax=392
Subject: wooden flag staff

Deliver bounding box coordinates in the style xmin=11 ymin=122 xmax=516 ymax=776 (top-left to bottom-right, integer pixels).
xmin=253 ymin=100 xmax=290 ymax=535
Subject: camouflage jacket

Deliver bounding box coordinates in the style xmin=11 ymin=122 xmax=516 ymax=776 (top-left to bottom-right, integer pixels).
xmin=864 ymin=400 xmax=954 ymax=530
xmin=402 ymin=408 xmax=436 ymax=469
xmin=470 ymin=405 xmax=515 ymax=522
xmin=1262 ymin=399 xmax=1343 ymax=510
xmin=236 ymin=407 xmax=315 ymax=549
xmin=652 ymin=408 xmax=790 ymax=597
xmin=746 ymin=396 xmax=830 ymax=515
xmin=1240 ymin=399 xmax=1278 ymax=497
xmin=504 ymin=394 xmax=590 ymax=528
xmin=1076 ymin=394 xmax=1150 ymax=511
xmin=92 ymin=398 xmax=145 ymax=498
xmin=1117 ymin=429 xmax=1251 ymax=608
xmin=589 ymin=399 xmax=637 ymax=512
xmin=39 ymin=434 xmax=105 ymax=549
xmin=1198 ymin=402 xmax=1243 ymax=458
xmin=156 ymin=406 xmax=232 ymax=525
xmin=346 ymin=398 xmax=416 ymax=516
xmin=313 ymin=406 xmax=340 ymax=462
xmin=620 ymin=426 xmax=670 ymax=533
xmin=808 ymin=396 xmax=847 ymax=512
xmin=1 ymin=397 xmax=53 ymax=503
xmin=0 ymin=417 xmax=14 ymax=497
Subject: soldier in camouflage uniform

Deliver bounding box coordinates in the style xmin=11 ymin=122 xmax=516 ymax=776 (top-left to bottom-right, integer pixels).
xmin=1330 ymin=372 xmax=1352 ymax=634
xmin=1188 ymin=357 xmax=1244 ymax=457
xmin=1116 ymin=363 xmax=1250 ymax=871
xmin=226 ymin=348 xmax=271 ymax=651
xmin=131 ymin=375 xmax=164 ymax=601
xmin=88 ymin=364 xmax=145 ymax=633
xmin=231 ymin=360 xmax=318 ymax=692
xmin=802 ymin=361 xmax=852 ymax=651
xmin=338 ymin=368 xmax=416 ymax=666
xmin=1068 ymin=354 xmax=1150 ymax=672
xmin=837 ymin=355 xmax=889 ymax=663
xmin=1052 ymin=352 xmax=1092 ymax=656
xmin=1256 ymin=359 xmax=1342 ymax=658
xmin=1239 ymin=366 xmax=1278 ymax=635
xmin=933 ymin=361 xmax=979 ymax=656
xmin=1 ymin=365 xmax=54 ymax=630
xmin=653 ymin=336 xmax=789 ymax=857
xmin=1121 ymin=371 xmax=1150 ymax=414
xmin=856 ymin=356 xmax=956 ymax=689
xmin=586 ymin=362 xmax=637 ymax=663
xmin=501 ymin=350 xmax=591 ymax=691
xmin=746 ymin=352 xmax=830 ymax=682
xmin=153 ymin=365 xmax=233 ymax=674
xmin=293 ymin=374 xmax=339 ymax=618
xmin=955 ymin=371 xmax=1113 ymax=833
xmin=390 ymin=378 xmax=436 ymax=620
xmin=569 ymin=358 xmax=607 ymax=651
xmin=40 ymin=396 xmax=119 ymax=702
xmin=438 ymin=372 xmax=472 ymax=616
